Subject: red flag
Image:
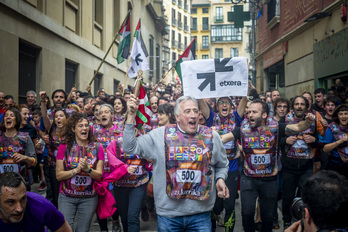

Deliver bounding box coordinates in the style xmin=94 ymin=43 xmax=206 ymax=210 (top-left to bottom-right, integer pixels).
xmin=135 ymin=84 xmax=152 ymax=129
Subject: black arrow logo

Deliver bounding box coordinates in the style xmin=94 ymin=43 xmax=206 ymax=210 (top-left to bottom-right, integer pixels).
xmin=215 ymin=58 xmax=233 ymax=72
xmin=135 ymin=54 xmax=143 ymax=65
xmin=197 ymin=73 xmax=216 ymax=91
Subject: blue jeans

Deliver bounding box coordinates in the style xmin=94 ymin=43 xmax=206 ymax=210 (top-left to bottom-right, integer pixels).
xmin=157 ymin=212 xmax=212 ymax=232
xmin=58 ymin=193 xmax=98 ymax=232
xmin=114 ymin=184 xmax=147 ymax=232
xmin=240 ymin=174 xmax=278 ymax=232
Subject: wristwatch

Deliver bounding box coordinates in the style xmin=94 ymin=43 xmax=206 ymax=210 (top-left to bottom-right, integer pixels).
xmin=86 ymin=167 xmax=92 ymax=174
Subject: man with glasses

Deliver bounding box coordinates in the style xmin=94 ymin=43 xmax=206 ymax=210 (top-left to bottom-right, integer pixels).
xmin=199 ymin=95 xmax=248 ymax=232
xmin=274 ymin=98 xmax=290 ymax=122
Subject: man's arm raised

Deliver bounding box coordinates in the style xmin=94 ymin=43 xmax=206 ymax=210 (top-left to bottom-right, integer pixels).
xmin=285 ymin=113 xmax=315 ymax=135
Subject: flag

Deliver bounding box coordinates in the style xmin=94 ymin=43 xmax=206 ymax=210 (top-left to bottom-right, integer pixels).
xmin=128 ymin=19 xmax=149 ymax=78
xmin=174 ymin=38 xmax=196 ymax=82
xmin=135 ymin=82 xmax=152 ymax=129
xmin=257 ymin=4 xmax=263 ymax=19
xmin=117 ymin=12 xmax=131 ymax=64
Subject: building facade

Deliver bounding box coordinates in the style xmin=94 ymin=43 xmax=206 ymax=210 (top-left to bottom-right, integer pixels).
xmin=162 ymin=0 xmax=191 ymax=83
xmin=255 ymin=0 xmax=348 ymax=98
xmin=191 ymin=0 xmax=252 ymax=78
xmin=210 ymin=0 xmax=251 ymax=62
xmin=0 ymin=0 xmax=166 ymax=103
xmin=191 ymin=0 xmax=211 ymax=60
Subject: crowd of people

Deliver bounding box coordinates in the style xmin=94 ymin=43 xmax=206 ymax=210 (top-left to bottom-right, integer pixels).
xmin=0 ymin=78 xmax=347 ymax=232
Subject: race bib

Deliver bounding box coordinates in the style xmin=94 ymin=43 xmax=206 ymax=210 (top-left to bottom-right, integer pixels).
xmin=0 ymin=162 xmax=19 ymax=173
xmin=293 ymin=140 xmax=307 ymax=149
xmin=223 ymin=141 xmax=234 ymax=150
xmin=251 ymin=154 xmax=271 ymax=165
xmin=175 ymin=169 xmax=202 ymax=183
xmin=130 ymin=166 xmax=143 ymax=176
xmin=71 ymin=175 xmax=92 ymax=186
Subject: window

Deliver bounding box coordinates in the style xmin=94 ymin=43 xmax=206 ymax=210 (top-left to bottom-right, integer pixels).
xmin=94 ymin=0 xmax=103 ymax=25
xmin=267 ymin=0 xmax=280 ymax=23
xmin=178 ymin=34 xmax=182 ymax=49
xmin=202 ymin=36 xmax=209 ymax=49
xmin=215 ymin=7 xmax=223 ymax=22
xmin=211 ymin=25 xmax=242 ymax=42
xmin=215 ymin=48 xmax=223 ymax=59
xmin=149 ymin=35 xmax=154 ymax=79
xmin=202 ymin=8 xmax=208 ymax=13
xmin=172 ymin=30 xmax=175 ymax=47
xmin=94 ymin=72 xmax=102 ymax=96
xmin=202 ymin=17 xmax=209 ymax=30
xmin=178 ymin=12 xmax=182 ymax=28
xmin=202 ymin=55 xmax=209 ymax=59
xmin=231 ymin=6 xmax=234 ymax=12
xmin=230 ymin=48 xmax=239 ymax=58
xmin=184 ymin=16 xmax=188 ymax=31
xmin=65 ymin=60 xmax=78 ymax=92
xmin=184 ymin=36 xmax=187 ymax=47
xmin=113 ymin=79 xmax=119 ymax=95
xmin=192 ymin=18 xmax=197 ymax=30
xmin=172 ymin=9 xmax=177 ymax=25
xmin=191 ymin=8 xmax=197 ymax=14
xmin=172 ymin=52 xmax=176 ymax=63
xmin=156 ymin=44 xmax=160 ymax=82
xmin=19 ymin=42 xmax=40 ymax=104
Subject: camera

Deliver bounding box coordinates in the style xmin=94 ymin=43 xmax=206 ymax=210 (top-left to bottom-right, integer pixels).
xmin=291 ymin=197 xmax=304 ymax=220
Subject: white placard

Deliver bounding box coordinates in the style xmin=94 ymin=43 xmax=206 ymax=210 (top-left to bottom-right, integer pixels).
xmin=181 ymin=57 xmax=248 ymax=99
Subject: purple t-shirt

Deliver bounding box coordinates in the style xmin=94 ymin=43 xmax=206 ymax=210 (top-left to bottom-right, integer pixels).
xmin=0 ymin=192 xmax=65 ymax=232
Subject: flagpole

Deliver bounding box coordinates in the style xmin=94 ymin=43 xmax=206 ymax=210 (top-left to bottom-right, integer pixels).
xmin=123 ymin=58 xmax=131 ymax=94
xmin=151 ymin=66 xmax=175 ymax=92
xmin=89 ymin=10 xmax=132 ymax=86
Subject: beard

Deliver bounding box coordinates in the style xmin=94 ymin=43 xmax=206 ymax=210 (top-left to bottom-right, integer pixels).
xmin=294 ymin=109 xmax=305 ymax=118
xmin=251 ymin=117 xmax=263 ymax=129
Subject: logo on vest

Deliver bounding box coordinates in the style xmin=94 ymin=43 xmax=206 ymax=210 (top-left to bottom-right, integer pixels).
xmin=244 ymin=136 xmax=274 ymax=148
xmin=168 ymin=146 xmax=204 ymax=161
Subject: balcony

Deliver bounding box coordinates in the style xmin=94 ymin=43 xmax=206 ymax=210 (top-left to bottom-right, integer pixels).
xmin=172 ymin=18 xmax=177 ymax=26
xmin=184 ymin=24 xmax=189 ymax=32
xmin=202 ymin=24 xmax=209 ymax=31
xmin=179 ymin=42 xmax=184 ymax=50
xmin=201 ymin=44 xmax=209 ymax=50
xmin=171 ymin=40 xmax=178 ymax=49
xmin=178 ymin=21 xmax=183 ymax=29
xmin=214 ymin=16 xmax=224 ymax=23
xmin=211 ymin=35 xmax=242 ymax=42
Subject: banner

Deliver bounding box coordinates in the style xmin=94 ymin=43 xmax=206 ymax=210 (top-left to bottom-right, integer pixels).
xmin=181 ymin=57 xmax=248 ymax=99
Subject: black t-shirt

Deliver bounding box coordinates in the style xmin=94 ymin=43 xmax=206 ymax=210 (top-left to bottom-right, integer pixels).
xmin=20 ymin=124 xmax=38 ymax=140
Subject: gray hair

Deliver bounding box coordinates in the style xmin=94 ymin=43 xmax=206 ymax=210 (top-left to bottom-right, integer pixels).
xmin=26 ymin=90 xmax=37 ymax=98
xmin=99 ymin=103 xmax=114 ymax=114
xmin=174 ymin=96 xmax=199 ymax=116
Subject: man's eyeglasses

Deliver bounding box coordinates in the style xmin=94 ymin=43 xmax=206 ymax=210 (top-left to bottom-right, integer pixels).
xmin=218 ymin=100 xmax=231 ymax=105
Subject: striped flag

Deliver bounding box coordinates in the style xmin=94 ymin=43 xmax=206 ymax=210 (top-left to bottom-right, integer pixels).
xmin=135 ymin=83 xmax=152 ymax=129
xmin=117 ymin=12 xmax=131 ymax=64
xmin=175 ymin=38 xmax=196 ymax=82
